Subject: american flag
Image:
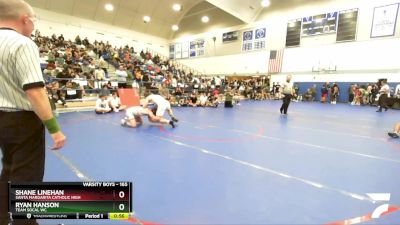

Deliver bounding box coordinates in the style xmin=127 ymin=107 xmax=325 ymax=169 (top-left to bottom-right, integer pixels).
xmin=268 ymin=49 xmax=284 ymax=74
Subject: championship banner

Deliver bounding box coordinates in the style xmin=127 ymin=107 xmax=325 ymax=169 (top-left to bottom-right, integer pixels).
xmin=371 ymin=3 xmax=399 ymax=37
xmin=242 ymin=30 xmax=254 ymax=51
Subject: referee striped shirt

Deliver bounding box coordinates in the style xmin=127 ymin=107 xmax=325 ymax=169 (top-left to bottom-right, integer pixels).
xmin=0 ymin=28 xmax=44 ymax=112
xmin=282 ymin=81 xmax=293 ymax=94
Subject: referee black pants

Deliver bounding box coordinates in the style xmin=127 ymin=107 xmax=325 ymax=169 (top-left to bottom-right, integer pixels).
xmin=0 ymin=111 xmax=45 ymax=225
xmin=280 ymin=94 xmax=292 ymax=114
xmin=377 ymin=93 xmax=389 ymax=111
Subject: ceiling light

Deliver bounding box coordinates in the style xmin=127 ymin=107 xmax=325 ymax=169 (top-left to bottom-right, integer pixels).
xmin=261 ymin=0 xmax=270 ymax=7
xmin=143 ymin=16 xmax=151 ymax=23
xmin=172 ymin=25 xmax=179 ymax=31
xmin=104 ymin=3 xmax=114 ymax=11
xmin=172 ymin=4 xmax=182 ymax=12
xmin=201 ymin=16 xmax=209 ymax=23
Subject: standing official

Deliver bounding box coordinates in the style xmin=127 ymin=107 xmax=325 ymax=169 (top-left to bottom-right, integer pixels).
xmin=280 ymin=75 xmax=294 ymax=115
xmin=0 ymin=0 xmax=66 ymax=224
xmin=376 ymin=79 xmax=390 ymax=112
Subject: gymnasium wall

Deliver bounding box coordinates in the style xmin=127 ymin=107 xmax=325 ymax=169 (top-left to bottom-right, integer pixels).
xmin=287 ymin=81 xmax=399 ymax=103
xmin=33 ymin=8 xmax=169 ymax=56
xmin=174 ymin=51 xmax=268 ymax=75
xmin=174 ymin=0 xmax=400 ymax=83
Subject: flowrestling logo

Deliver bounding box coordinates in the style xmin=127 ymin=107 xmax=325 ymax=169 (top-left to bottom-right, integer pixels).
xmin=367 ymin=193 xmax=391 ymax=218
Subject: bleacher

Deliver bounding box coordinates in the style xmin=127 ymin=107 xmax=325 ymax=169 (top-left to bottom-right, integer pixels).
xmin=36 ymin=30 xmax=400 ymax=113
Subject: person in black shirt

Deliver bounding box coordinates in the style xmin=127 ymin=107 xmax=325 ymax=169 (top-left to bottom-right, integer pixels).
xmin=188 ymin=93 xmax=198 ymax=107
xmin=225 ymin=88 xmax=234 ymax=108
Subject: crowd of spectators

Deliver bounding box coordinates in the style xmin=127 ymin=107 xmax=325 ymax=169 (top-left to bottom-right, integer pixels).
xmin=33 ymin=30 xmax=399 ymax=110
xmin=34 ymin=29 xmax=276 ymax=108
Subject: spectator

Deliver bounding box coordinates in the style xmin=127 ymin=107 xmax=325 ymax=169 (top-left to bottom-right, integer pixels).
xmin=303 ymin=89 xmax=313 ymax=101
xmin=225 ymin=88 xmax=234 ymax=108
xmin=330 ymin=83 xmax=339 ymax=104
xmin=367 ymin=83 xmax=373 ymax=105
xmin=115 ymin=65 xmax=128 ymax=88
xmin=198 ymin=93 xmax=207 ymax=107
xmin=352 ymin=86 xmax=361 ymax=106
xmin=109 ymin=92 xmax=127 ymax=112
xmin=292 ymin=83 xmax=300 ymax=102
xmin=188 ymin=93 xmax=198 ymax=107
xmin=99 ymin=84 xmax=111 ymax=97
xmin=99 ymin=57 xmax=108 ymax=77
xmin=75 ymin=35 xmax=81 ymax=45
xmin=81 ymin=60 xmax=91 ymax=74
xmin=82 ymin=37 xmax=90 ymax=46
xmin=321 ymin=82 xmax=330 ymax=103
xmin=348 ymin=84 xmax=355 ymax=103
xmin=95 ymin=94 xmax=112 ymax=114
xmin=206 ymin=92 xmax=219 ymax=107
xmin=47 ymin=81 xmax=66 ymax=107
xmin=94 ymin=67 xmax=105 ymax=80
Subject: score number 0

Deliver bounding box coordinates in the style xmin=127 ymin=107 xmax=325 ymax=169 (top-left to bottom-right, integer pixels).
xmin=118 ymin=191 xmax=126 ymax=211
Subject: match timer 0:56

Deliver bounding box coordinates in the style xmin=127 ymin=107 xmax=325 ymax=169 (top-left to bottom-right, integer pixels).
xmin=109 ymin=212 xmax=129 ymax=220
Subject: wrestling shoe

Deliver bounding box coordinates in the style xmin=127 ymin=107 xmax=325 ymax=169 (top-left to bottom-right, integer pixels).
xmin=388 ymin=132 xmax=399 ymax=138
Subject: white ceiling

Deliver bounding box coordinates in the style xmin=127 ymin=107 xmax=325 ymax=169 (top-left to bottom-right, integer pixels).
xmin=206 ymin=0 xmax=264 ymax=23
xmin=25 ymin=0 xmax=323 ymax=40
xmin=26 ymin=0 xmax=204 ymax=39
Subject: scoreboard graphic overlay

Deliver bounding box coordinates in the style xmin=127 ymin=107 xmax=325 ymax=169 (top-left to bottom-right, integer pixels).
xmin=8 ymin=182 xmax=132 ymax=220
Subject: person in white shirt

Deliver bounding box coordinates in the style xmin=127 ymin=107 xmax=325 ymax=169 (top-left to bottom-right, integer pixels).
xmin=98 ymin=57 xmax=108 ymax=77
xmin=115 ymin=65 xmax=128 ymax=88
xmin=142 ymin=92 xmax=178 ymax=123
xmin=280 ymin=75 xmax=294 ymax=115
xmin=94 ymin=67 xmax=105 ymax=80
xmin=121 ymin=106 xmax=151 ymax=128
xmin=199 ymin=93 xmax=208 ymax=107
xmin=87 ymin=48 xmax=96 ymax=58
xmin=145 ymin=59 xmax=154 ymax=65
xmin=377 ymin=80 xmax=390 ymax=112
xmin=88 ymin=60 xmax=96 ymax=70
xmin=214 ymin=76 xmax=222 ymax=87
xmin=121 ymin=106 xmax=175 ymax=128
xmin=171 ymin=77 xmax=177 ymax=88
xmin=109 ymin=92 xmax=126 ymax=112
xmin=95 ymin=94 xmax=111 ymax=114
xmin=395 ymin=84 xmax=400 ymax=98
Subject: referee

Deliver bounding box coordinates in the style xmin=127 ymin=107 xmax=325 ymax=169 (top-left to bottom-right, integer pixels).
xmin=0 ymin=1 xmax=66 ymax=225
xmin=280 ymin=74 xmax=294 ymax=115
